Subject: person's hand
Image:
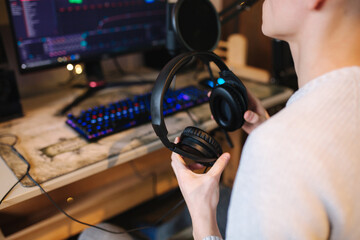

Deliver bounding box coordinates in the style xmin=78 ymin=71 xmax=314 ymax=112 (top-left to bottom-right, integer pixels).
xmin=242 ymin=90 xmax=269 ymax=134
xmin=171 ymin=137 xmax=230 ymax=240
xmin=208 ymin=90 xmax=269 ymax=135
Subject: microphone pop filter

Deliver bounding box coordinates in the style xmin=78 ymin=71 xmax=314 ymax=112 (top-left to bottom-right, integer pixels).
xmin=172 ymin=0 xmax=221 ymax=52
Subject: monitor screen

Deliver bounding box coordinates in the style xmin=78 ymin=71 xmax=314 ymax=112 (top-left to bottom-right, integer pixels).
xmin=6 ymin=0 xmax=166 ymax=72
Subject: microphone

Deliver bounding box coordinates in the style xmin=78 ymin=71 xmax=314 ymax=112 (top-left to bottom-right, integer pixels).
xmin=165 ymin=0 xmax=221 ymax=54
xmin=219 ymin=0 xmax=260 ymax=25
xmin=165 ymin=0 xmax=260 ymax=55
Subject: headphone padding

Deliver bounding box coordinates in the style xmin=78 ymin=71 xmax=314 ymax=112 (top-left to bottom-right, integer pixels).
xmin=180 ymin=126 xmax=222 ymax=158
xmin=224 ymin=79 xmax=247 ymax=105
xmin=210 ymin=82 xmax=247 ymax=131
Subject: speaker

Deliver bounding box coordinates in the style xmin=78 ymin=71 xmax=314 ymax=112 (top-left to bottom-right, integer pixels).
xmin=0 ymin=69 xmax=23 ymax=122
xmin=151 ymin=51 xmax=248 ymax=166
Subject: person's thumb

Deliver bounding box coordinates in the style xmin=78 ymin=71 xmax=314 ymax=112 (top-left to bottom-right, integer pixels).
xmin=208 ymin=152 xmax=230 ymax=176
xmin=244 ymin=110 xmax=259 ymax=124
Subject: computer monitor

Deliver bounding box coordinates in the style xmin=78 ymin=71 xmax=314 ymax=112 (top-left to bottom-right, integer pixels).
xmin=5 ymin=0 xmax=166 ymax=78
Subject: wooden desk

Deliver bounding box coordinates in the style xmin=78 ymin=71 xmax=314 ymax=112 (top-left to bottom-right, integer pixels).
xmin=0 ymin=70 xmax=293 ymax=239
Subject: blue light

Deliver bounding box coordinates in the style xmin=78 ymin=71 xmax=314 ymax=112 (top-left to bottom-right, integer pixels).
xmin=208 ymin=81 xmax=214 ymax=88
xmin=217 ymin=78 xmax=225 ymax=85
xmin=145 ymin=0 xmax=155 ymax=3
xmin=80 ymin=41 xmax=87 ymax=47
xmin=178 ymin=93 xmax=190 ymax=101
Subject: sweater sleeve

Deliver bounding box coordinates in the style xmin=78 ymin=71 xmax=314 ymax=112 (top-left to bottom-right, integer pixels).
xmin=202 ymin=236 xmax=223 ymax=240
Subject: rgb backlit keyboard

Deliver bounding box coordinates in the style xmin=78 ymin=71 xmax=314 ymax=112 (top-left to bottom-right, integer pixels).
xmin=66 ymin=85 xmax=209 ymax=141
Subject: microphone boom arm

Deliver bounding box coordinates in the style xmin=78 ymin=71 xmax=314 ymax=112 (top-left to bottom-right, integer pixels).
xmin=219 ymin=0 xmax=259 ymax=25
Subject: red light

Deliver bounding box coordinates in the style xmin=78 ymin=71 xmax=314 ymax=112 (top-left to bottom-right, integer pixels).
xmin=89 ymin=81 xmax=106 ymax=88
xmin=89 ymin=82 xmax=97 ymax=88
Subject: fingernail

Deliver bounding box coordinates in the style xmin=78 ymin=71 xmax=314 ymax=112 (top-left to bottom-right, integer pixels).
xmin=244 ymin=111 xmax=251 ymax=120
xmin=223 ymin=153 xmax=230 ymax=160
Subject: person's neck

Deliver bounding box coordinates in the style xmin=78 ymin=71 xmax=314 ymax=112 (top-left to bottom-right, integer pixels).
xmin=289 ymin=18 xmax=360 ymax=88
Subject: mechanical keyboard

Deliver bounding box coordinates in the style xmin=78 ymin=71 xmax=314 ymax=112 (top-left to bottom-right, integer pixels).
xmin=66 ymin=85 xmax=209 ymax=141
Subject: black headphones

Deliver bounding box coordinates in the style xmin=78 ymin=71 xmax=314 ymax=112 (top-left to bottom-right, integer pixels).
xmin=151 ymin=51 xmax=248 ymax=166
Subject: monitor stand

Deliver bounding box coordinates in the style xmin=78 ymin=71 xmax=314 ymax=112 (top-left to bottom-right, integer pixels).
xmin=58 ymin=60 xmax=154 ymax=116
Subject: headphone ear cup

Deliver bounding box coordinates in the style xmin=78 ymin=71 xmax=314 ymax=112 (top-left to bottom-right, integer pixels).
xmin=210 ymin=80 xmax=247 ymax=131
xmin=226 ymin=79 xmax=248 ymax=108
xmin=179 ymin=126 xmax=222 ymax=161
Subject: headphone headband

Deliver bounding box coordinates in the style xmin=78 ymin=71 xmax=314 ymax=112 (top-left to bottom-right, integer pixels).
xmin=151 ymin=51 xmax=229 ymax=150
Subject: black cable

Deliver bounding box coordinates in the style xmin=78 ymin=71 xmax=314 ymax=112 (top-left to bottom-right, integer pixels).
xmin=204 ymin=60 xmax=217 ymax=88
xmin=0 ymin=134 xmax=19 ymax=145
xmin=129 ymin=160 xmax=158 ymax=197
xmin=0 ymin=170 xmax=27 ymax=205
xmin=0 ymin=134 xmax=214 ymax=235
xmin=221 ymin=128 xmax=234 ymax=148
xmin=112 ymin=58 xmax=126 ymax=76
xmin=0 ymin=134 xmax=189 ymax=235
xmin=186 ymin=110 xmax=197 ymax=125
xmin=0 ymin=135 xmax=29 ymax=205
xmin=26 ymin=173 xmax=153 ymax=234
xmin=153 ymin=198 xmax=185 ymax=226
xmin=152 ymin=163 xmax=209 ymax=226
xmin=26 ymin=171 xmax=186 ymax=234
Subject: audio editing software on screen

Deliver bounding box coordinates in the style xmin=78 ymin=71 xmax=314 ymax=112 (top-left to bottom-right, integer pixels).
xmin=7 ymin=0 xmax=166 ymax=70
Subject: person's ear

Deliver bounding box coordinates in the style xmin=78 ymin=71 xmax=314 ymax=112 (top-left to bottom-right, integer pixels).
xmin=308 ymin=0 xmax=326 ymax=10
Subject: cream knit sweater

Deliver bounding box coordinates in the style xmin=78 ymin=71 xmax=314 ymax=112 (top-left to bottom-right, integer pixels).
xmin=225 ymin=66 xmax=360 ymax=240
